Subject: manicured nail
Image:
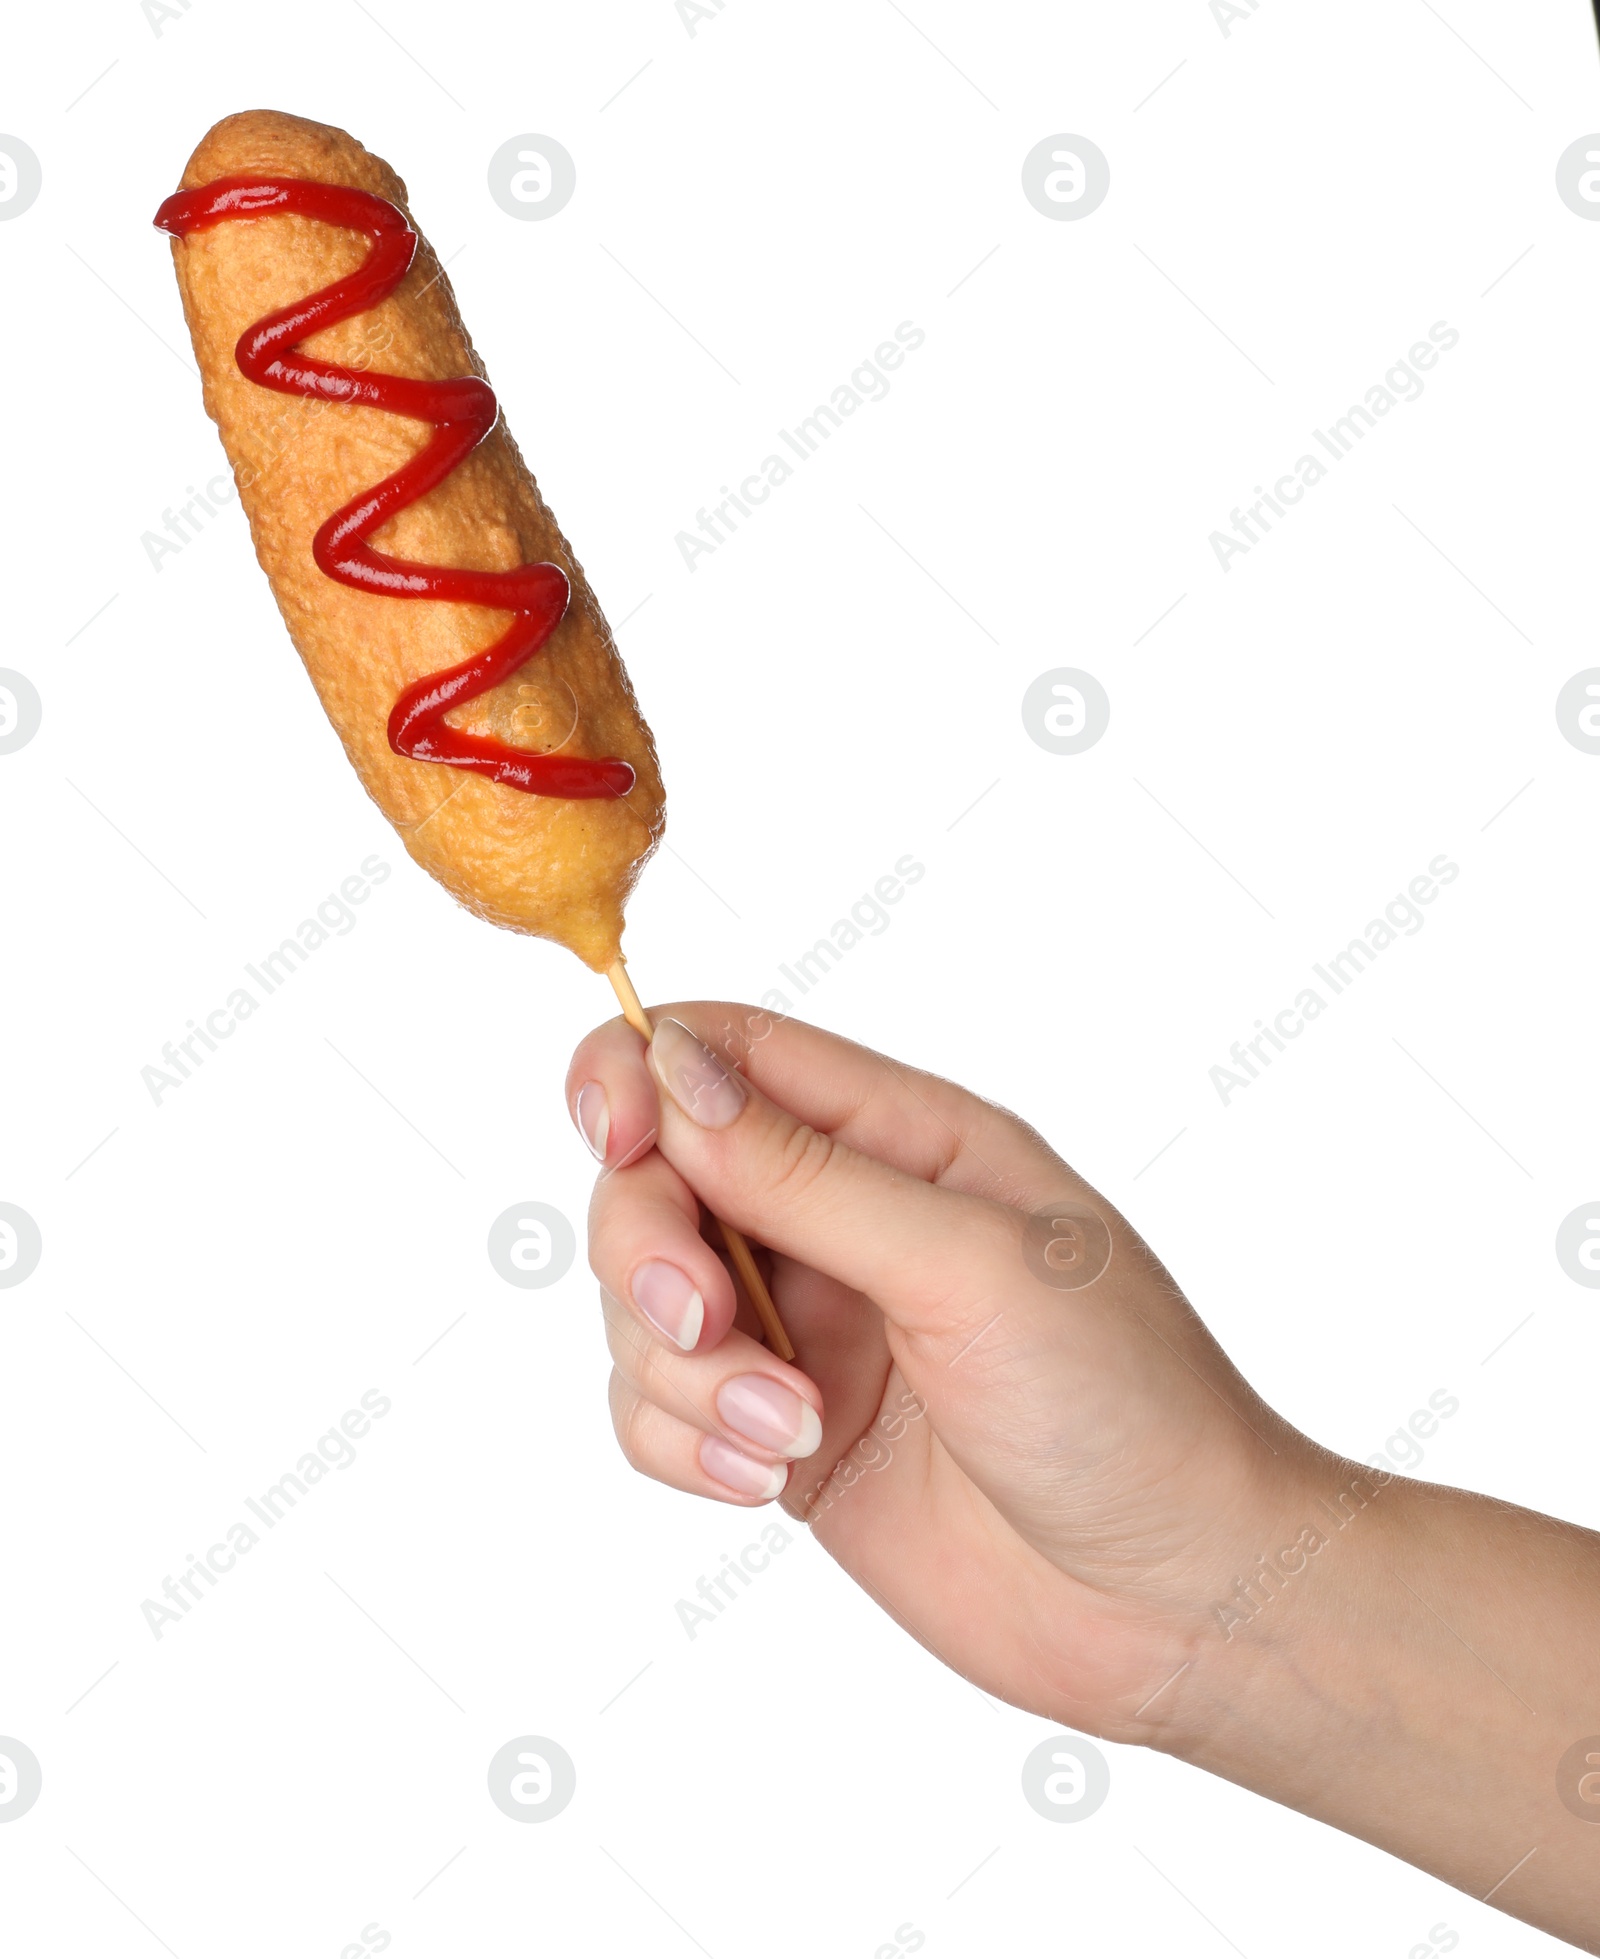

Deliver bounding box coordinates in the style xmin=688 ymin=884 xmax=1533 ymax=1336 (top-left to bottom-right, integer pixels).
xmin=574 ymin=1081 xmax=609 ymax=1162
xmin=716 ymin=1375 xmax=822 ymax=1460
xmin=650 ymin=1018 xmax=746 ymax=1129
xmin=632 ymin=1259 xmax=704 ymax=1351
xmin=700 ymin=1433 xmax=788 ymax=1502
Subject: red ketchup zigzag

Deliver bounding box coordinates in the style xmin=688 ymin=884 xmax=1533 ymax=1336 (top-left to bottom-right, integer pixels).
xmin=155 ymin=175 xmax=634 ymax=800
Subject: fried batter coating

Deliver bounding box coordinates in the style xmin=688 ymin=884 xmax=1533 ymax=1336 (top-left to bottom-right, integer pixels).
xmin=164 ymin=110 xmax=663 ymax=969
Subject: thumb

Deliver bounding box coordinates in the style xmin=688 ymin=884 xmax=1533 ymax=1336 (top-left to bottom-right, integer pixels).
xmin=646 ymin=1016 xmax=1042 ymax=1345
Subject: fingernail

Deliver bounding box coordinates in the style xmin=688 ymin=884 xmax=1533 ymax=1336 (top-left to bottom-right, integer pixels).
xmin=574 ymin=1081 xmax=609 ymax=1162
xmin=700 ymin=1433 xmax=788 ymax=1502
xmin=650 ymin=1018 xmax=746 ymax=1130
xmin=632 ymin=1259 xmax=704 ymax=1352
xmin=716 ymin=1375 xmax=822 ymax=1460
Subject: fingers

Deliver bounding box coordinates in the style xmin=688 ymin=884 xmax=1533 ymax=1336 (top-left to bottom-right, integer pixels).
xmin=587 ymin=1146 xmax=834 ymax=1509
xmin=567 ymin=1004 xmax=1074 ymax=1208
xmin=604 ymin=1292 xmax=824 ymax=1505
xmin=570 ymin=1004 xmax=1064 ymax=1348
xmin=587 ymin=1142 xmax=742 ymax=1352
xmin=568 ymin=1015 xmax=659 ymax=1172
xmin=570 ymin=1001 xmax=1107 ymax=1513
xmin=604 ymin=1289 xmax=823 ymax=1466
xmin=608 ymin=1370 xmax=793 ymax=1506
xmin=638 ymin=1014 xmax=1028 ymax=1346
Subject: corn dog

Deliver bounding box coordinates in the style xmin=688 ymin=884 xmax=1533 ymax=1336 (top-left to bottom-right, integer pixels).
xmin=154 ymin=110 xmax=664 ymax=970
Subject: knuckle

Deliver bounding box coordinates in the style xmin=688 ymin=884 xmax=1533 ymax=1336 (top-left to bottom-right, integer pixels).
xmin=607 ymin=1371 xmax=652 ymax=1471
xmin=602 ymin=1290 xmax=679 ymax=1398
xmin=585 ymin=1226 xmax=608 ymax=1286
xmin=601 ymin=1290 xmax=647 ymax=1370
xmin=762 ymin=1118 xmax=839 ymax=1209
xmin=903 ymin=1195 xmax=1021 ymax=1321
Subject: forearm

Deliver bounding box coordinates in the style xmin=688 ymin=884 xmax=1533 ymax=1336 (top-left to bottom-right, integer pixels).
xmin=1166 ymin=1455 xmax=1600 ymax=1951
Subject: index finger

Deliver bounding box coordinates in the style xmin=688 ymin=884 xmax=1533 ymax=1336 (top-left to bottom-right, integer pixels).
xmin=567 ymin=1002 xmax=1074 ymax=1210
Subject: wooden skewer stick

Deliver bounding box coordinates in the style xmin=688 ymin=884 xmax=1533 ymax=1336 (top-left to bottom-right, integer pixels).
xmin=606 ymin=958 xmax=796 ymax=1362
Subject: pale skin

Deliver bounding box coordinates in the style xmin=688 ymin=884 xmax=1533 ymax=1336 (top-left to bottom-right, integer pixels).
xmin=566 ymin=1005 xmax=1600 ymax=1953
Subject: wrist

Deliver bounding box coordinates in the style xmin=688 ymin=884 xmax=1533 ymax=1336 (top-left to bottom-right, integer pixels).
xmin=1147 ymin=1441 xmax=1404 ymax=1764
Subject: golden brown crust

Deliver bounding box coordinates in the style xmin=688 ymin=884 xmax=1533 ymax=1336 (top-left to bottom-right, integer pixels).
xmin=165 ymin=110 xmax=664 ymax=969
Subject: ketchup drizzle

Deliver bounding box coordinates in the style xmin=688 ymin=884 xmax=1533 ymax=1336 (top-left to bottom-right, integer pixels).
xmin=154 ymin=175 xmax=633 ymax=800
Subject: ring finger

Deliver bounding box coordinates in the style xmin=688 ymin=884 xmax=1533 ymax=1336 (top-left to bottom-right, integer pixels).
xmin=609 ymin=1366 xmax=798 ymax=1506
xmin=603 ymin=1291 xmax=824 ymax=1491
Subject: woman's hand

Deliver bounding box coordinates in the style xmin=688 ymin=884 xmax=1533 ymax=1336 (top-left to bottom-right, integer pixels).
xmin=567 ymin=1005 xmax=1600 ymax=1953
xmin=566 ymin=1003 xmax=1312 ymax=1746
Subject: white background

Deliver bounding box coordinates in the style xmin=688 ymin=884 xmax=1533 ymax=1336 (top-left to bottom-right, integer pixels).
xmin=3 ymin=0 xmax=1598 ymax=1953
